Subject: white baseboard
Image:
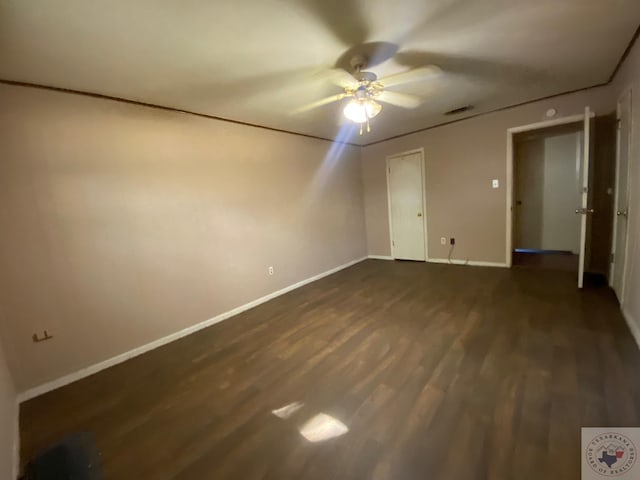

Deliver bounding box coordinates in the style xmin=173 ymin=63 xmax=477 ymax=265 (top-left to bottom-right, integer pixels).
xmin=427 ymin=258 xmax=509 ymax=268
xmin=622 ymin=307 xmax=640 ymax=350
xmin=18 ymin=256 xmax=367 ymax=403
xmin=366 ymin=256 xmax=509 ymax=268
xmin=367 ymin=255 xmax=394 ymax=260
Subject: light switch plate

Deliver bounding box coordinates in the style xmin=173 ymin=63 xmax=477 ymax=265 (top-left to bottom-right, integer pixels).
xmin=492 ymin=179 xmax=499 ymax=189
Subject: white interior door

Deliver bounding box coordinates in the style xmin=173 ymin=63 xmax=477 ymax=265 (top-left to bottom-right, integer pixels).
xmin=611 ymin=90 xmax=632 ymax=301
xmin=577 ymin=107 xmax=594 ymax=288
xmin=388 ymin=152 xmax=426 ymax=261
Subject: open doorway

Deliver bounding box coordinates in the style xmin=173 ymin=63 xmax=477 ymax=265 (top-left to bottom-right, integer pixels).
xmin=512 ymin=122 xmax=584 ymax=272
xmin=506 ymin=108 xmax=596 ymax=288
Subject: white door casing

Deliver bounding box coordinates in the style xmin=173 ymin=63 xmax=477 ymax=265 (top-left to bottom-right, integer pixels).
xmin=505 ymin=112 xmax=592 ymax=267
xmin=611 ymin=89 xmax=632 ymax=302
xmin=387 ymin=150 xmax=427 ymax=261
xmin=577 ymin=106 xmax=593 ymax=289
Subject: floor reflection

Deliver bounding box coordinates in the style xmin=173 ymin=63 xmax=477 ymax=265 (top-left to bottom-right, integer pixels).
xmin=271 ymin=401 xmax=304 ymax=419
xmin=298 ymin=413 xmax=349 ymax=443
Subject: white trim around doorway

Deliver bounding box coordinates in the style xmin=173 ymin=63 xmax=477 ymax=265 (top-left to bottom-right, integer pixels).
xmin=505 ymin=112 xmax=595 ymax=266
xmin=386 ymin=148 xmax=428 ymax=261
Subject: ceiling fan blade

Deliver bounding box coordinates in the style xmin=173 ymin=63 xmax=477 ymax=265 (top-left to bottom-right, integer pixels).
xmin=292 ymin=94 xmax=349 ymax=114
xmin=299 ymin=0 xmax=369 ymax=46
xmin=325 ymin=69 xmax=358 ymax=88
xmin=378 ymin=65 xmax=441 ymax=88
xmin=377 ymin=91 xmax=422 ymax=109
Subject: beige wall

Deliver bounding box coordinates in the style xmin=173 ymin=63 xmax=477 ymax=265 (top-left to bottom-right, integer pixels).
xmin=613 ymin=40 xmax=640 ymax=337
xmin=0 ymin=84 xmax=367 ymax=392
xmin=361 ymin=87 xmax=616 ymax=263
xmin=0 ymin=340 xmax=17 ymax=480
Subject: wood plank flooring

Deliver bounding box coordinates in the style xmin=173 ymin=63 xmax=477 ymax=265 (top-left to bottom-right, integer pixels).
xmin=512 ymin=251 xmax=579 ymax=272
xmin=19 ymin=260 xmax=640 ymax=479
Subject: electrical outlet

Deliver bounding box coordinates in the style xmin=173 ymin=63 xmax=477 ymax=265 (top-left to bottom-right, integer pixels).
xmin=450 ymin=238 xmax=456 ymax=245
xmin=440 ymin=237 xmax=447 ymax=245
xmin=492 ymin=179 xmax=500 ymax=189
xmin=32 ymin=330 xmax=53 ymax=343
xmin=268 ymin=266 xmax=274 ymax=276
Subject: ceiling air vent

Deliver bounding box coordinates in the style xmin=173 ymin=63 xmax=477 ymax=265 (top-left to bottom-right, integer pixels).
xmin=445 ymin=105 xmax=474 ymax=116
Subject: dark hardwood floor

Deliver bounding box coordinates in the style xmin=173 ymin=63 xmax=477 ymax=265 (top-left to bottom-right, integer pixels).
xmin=20 ymin=260 xmax=640 ymax=479
xmin=512 ymin=251 xmax=579 ymax=272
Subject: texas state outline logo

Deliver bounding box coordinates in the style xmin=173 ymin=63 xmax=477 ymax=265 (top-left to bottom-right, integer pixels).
xmin=583 ymin=428 xmax=639 ymax=478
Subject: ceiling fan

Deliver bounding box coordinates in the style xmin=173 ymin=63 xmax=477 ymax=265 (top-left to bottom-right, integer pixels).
xmin=294 ymin=54 xmax=441 ymax=135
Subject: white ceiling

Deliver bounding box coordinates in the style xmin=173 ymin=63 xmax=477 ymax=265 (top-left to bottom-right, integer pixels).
xmin=1 ymin=0 xmax=639 ymax=145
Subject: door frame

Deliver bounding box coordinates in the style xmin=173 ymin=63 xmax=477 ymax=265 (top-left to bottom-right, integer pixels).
xmin=505 ymin=112 xmax=595 ymax=267
xmin=609 ymin=88 xmax=633 ymax=302
xmin=386 ymin=148 xmax=428 ymax=261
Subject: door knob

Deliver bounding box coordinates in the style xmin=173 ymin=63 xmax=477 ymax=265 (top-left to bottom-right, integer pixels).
xmin=617 ymin=210 xmax=628 ymax=217
xmin=417 ymin=212 xmax=423 ymax=217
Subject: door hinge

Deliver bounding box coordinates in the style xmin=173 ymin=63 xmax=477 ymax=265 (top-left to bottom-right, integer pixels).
xmin=392 ymin=240 xmax=395 ymax=246
xmin=610 ymin=252 xmax=615 ymax=264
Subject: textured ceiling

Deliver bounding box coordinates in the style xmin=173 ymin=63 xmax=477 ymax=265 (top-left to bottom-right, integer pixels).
xmin=1 ymin=0 xmax=639 ymax=145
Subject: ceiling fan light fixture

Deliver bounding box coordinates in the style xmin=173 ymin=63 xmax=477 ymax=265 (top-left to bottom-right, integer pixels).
xmin=343 ymin=98 xmax=382 ymax=124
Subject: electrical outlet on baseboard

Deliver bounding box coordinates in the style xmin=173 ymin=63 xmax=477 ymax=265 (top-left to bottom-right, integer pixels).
xmin=32 ymin=330 xmax=53 ymax=343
